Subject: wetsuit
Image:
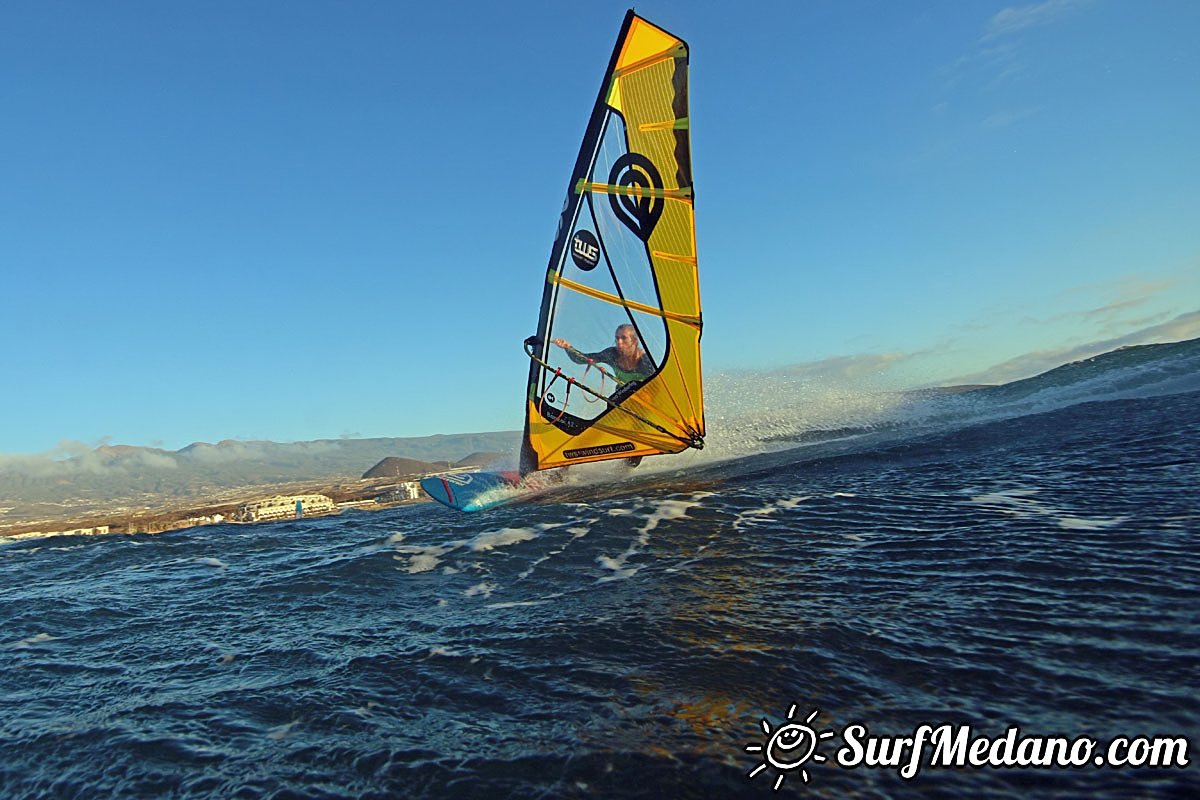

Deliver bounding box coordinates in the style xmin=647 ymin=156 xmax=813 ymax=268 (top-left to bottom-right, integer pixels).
xmin=563 ymin=346 xmax=654 ymax=384
xmin=559 ymin=344 xmax=652 ymax=469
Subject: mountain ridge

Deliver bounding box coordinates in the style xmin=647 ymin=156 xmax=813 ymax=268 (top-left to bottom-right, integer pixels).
xmin=0 ymin=431 xmax=522 ymax=525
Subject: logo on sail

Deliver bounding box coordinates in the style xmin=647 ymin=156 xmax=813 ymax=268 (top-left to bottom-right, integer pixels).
xmin=563 ymin=442 xmax=636 ymax=459
xmin=571 ymin=229 xmax=601 ymax=270
xmin=608 ymin=152 xmax=664 ymax=241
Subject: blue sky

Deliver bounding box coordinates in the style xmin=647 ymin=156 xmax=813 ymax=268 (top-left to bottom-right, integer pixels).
xmin=2 ymin=0 xmax=1197 ymax=456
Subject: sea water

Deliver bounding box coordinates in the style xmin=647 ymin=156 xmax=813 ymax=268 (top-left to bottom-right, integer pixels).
xmin=2 ymin=340 xmax=1198 ymax=798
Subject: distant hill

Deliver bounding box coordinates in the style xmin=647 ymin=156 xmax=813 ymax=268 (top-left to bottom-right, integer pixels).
xmin=0 ymin=432 xmax=522 ymax=511
xmin=454 ymin=451 xmax=506 ymax=468
xmin=361 ymin=451 xmax=506 ymax=480
xmin=361 ymin=457 xmax=435 ymax=479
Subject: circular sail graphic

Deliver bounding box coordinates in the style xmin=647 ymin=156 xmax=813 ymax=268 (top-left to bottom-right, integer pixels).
xmin=571 ymin=230 xmax=601 ymax=271
xmin=608 ymin=152 xmax=664 ymax=242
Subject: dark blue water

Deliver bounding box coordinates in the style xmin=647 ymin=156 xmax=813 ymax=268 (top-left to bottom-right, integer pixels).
xmin=3 ymin=341 xmax=1198 ymax=798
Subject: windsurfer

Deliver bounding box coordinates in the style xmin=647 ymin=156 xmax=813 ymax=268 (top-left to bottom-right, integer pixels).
xmin=550 ymin=324 xmax=653 ymax=469
xmin=551 ymin=324 xmax=654 ymax=384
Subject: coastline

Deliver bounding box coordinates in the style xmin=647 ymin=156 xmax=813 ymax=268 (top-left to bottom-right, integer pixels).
xmin=0 ymin=477 xmax=430 ymax=541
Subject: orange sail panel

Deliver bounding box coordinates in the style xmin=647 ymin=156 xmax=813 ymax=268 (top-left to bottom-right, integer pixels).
xmin=520 ymin=11 xmax=703 ymax=475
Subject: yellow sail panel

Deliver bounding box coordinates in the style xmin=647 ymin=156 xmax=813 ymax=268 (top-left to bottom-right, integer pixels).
xmin=606 ymin=17 xmax=685 ymax=114
xmin=523 ymin=343 xmax=704 ymax=470
xmin=520 ymin=12 xmax=703 ymax=475
xmin=617 ymin=17 xmax=685 ymax=72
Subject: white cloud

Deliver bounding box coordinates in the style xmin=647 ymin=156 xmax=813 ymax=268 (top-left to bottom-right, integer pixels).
xmin=135 ymin=451 xmax=179 ymax=470
xmin=1026 ymin=275 xmax=1190 ymax=336
xmin=179 ymin=438 xmax=342 ymax=464
xmin=984 ymin=0 xmax=1087 ymax=40
xmin=0 ymin=438 xmax=178 ymax=477
xmin=0 ymin=452 xmax=57 ymax=478
xmin=938 ymin=0 xmax=1088 ymax=120
xmin=953 ymin=310 xmax=1200 ymax=385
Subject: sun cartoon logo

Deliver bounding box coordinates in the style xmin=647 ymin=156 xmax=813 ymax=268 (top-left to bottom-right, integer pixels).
xmin=745 ymin=704 xmax=836 ymax=790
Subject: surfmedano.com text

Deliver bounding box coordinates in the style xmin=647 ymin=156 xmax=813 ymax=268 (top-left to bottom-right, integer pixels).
xmin=837 ymin=723 xmax=1190 ymax=779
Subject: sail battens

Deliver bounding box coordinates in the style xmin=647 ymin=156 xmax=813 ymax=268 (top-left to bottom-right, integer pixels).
xmin=638 ymin=118 xmax=689 ymax=132
xmin=551 ymin=274 xmax=702 ymax=328
xmin=651 ymin=250 xmax=698 ymax=266
xmin=573 ymin=179 xmax=693 ymax=200
xmin=613 ymin=44 xmax=687 ymax=79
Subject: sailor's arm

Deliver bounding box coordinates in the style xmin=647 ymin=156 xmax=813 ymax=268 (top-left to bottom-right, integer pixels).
xmin=551 ymin=338 xmax=593 ymax=365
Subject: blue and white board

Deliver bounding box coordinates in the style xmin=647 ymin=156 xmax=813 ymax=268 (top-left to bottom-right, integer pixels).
xmin=420 ymin=471 xmax=522 ymax=512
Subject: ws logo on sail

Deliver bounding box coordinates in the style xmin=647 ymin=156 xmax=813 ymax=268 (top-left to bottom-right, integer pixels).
xmin=570 ymin=230 xmax=601 ymax=271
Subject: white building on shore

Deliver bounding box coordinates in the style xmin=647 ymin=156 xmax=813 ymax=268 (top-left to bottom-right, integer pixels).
xmin=232 ymin=495 xmax=338 ymax=523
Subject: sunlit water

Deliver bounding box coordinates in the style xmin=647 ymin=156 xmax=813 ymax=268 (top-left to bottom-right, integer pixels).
xmin=3 ymin=342 xmax=1198 ymax=799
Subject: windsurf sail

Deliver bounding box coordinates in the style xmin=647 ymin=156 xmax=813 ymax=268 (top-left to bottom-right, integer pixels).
xmin=520 ymin=10 xmax=704 ymax=475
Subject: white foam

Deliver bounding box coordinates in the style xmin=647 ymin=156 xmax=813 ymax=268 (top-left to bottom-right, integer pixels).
xmin=597 ymin=492 xmax=713 ymax=582
xmin=393 ymin=523 xmax=547 ymax=573
xmin=463 ymin=582 xmax=498 ymax=598
xmin=267 ymin=721 xmax=299 ymax=740
xmin=732 ymin=494 xmax=812 ymax=530
xmin=1057 ymin=516 xmax=1129 ymax=530
xmin=518 ymin=528 xmax=589 ymax=579
xmin=596 ymin=553 xmax=640 ymax=582
xmin=732 ymin=505 xmax=780 ymax=530
xmin=5 ymin=632 xmax=59 ymax=649
xmin=469 ymin=527 xmax=539 ymax=552
xmin=970 ymin=488 xmax=1129 ymax=532
xmin=395 ymin=547 xmax=450 ymax=574
xmin=0 ymin=544 xmax=41 ymax=555
xmin=641 ymin=493 xmax=713 ymax=534
xmin=486 ymin=599 xmax=548 ymax=609
xmin=776 ymin=496 xmax=812 ymax=509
